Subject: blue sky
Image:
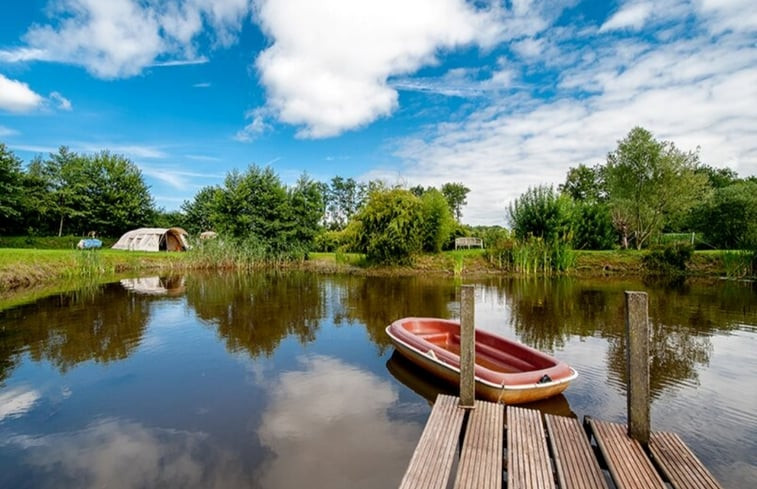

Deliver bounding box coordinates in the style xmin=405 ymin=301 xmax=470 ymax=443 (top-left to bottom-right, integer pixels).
xmin=1 ymin=0 xmax=755 ymax=224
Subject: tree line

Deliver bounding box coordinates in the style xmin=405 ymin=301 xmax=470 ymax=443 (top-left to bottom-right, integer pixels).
xmin=510 ymin=127 xmax=756 ymax=253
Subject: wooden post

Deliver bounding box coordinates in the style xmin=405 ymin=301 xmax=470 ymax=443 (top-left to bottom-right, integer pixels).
xmin=625 ymin=291 xmax=650 ymax=446
xmin=459 ymin=285 xmax=475 ymax=408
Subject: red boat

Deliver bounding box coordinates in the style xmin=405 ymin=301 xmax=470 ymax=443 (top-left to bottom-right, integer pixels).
xmin=386 ymin=317 xmax=578 ymax=404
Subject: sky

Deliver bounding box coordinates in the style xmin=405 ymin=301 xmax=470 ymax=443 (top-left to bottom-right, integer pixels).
xmin=0 ymin=0 xmax=755 ymax=225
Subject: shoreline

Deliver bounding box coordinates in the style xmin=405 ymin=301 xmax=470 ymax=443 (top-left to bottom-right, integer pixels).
xmin=0 ymin=248 xmax=745 ymax=309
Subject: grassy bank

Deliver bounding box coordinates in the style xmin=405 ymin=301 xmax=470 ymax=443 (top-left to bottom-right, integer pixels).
xmin=0 ymin=247 xmax=744 ymax=301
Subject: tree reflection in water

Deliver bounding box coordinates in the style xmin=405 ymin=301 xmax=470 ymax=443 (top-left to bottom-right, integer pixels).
xmin=0 ymin=282 xmax=152 ymax=382
xmin=184 ymin=271 xmax=325 ymax=357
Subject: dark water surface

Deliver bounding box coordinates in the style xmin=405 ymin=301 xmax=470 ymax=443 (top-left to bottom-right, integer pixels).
xmin=0 ymin=273 xmax=755 ymax=488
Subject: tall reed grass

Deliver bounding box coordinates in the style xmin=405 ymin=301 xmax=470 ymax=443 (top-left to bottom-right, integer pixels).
xmin=721 ymin=250 xmax=757 ymax=279
xmin=186 ymin=236 xmax=307 ymax=269
xmin=484 ymin=237 xmax=575 ymax=275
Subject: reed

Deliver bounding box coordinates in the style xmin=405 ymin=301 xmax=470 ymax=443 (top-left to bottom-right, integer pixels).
xmin=186 ymin=236 xmax=307 ymax=269
xmin=721 ymin=250 xmax=756 ymax=279
xmin=484 ymin=237 xmax=575 ymax=275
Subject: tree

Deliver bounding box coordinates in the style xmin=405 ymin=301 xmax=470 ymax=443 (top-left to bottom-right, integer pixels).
xmin=83 ymin=151 xmax=155 ymax=236
xmin=352 ymin=188 xmax=424 ymax=264
xmin=0 ymin=144 xmax=25 ymax=233
xmin=559 ymin=164 xmax=605 ymax=202
xmin=420 ymin=188 xmax=455 ymax=253
xmin=323 ymin=176 xmax=365 ymax=230
xmin=695 ymin=181 xmax=757 ymax=249
xmin=289 ymin=174 xmax=325 ymax=252
xmin=181 ymin=186 xmax=219 ymax=234
xmin=508 ymin=185 xmax=574 ymax=244
xmin=604 ymin=127 xmax=708 ymax=249
xmin=441 ymin=182 xmax=470 ymax=222
xmin=572 ymin=202 xmax=616 ymax=249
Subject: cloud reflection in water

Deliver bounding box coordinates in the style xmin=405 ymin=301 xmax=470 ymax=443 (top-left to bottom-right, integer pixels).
xmin=256 ymin=355 xmax=423 ymax=489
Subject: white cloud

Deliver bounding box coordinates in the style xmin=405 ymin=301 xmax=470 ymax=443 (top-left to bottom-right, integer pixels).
xmin=234 ymin=107 xmax=272 ymax=141
xmin=49 ymin=91 xmax=72 ymax=110
xmin=0 ymin=0 xmax=251 ymax=79
xmin=192 ymin=82 xmax=211 ymax=88
xmin=253 ymin=0 xmax=514 ymax=138
xmin=600 ymin=2 xmax=654 ymax=32
xmin=0 ymin=125 xmax=19 ymax=137
xmin=0 ymin=387 xmax=41 ymax=421
xmin=697 ymin=0 xmax=757 ymax=33
xmin=394 ymin=26 xmax=757 ymax=224
xmin=0 ymin=74 xmax=45 ymax=112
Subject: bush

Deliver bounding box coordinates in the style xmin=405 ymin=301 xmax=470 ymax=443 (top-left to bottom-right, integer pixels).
xmin=508 ymin=185 xmax=574 ymax=244
xmin=642 ymin=242 xmax=693 ymax=274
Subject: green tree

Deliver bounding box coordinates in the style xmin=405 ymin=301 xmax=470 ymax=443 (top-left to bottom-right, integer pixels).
xmin=0 ymin=144 xmax=25 ymax=233
xmin=508 ymin=185 xmax=574 ymax=244
xmin=181 ymin=186 xmax=220 ymax=234
xmin=441 ymin=182 xmax=470 ymax=222
xmin=604 ymin=127 xmax=708 ymax=249
xmin=324 ymin=176 xmax=365 ymax=230
xmin=289 ymin=174 xmax=325 ymax=252
xmin=694 ymin=164 xmax=739 ymax=189
xmin=352 ymin=188 xmax=424 ymax=264
xmin=559 ymin=164 xmax=605 ymax=202
xmin=695 ymin=181 xmax=757 ymax=249
xmin=83 ymin=151 xmax=155 ymax=236
xmin=572 ymin=202 xmax=616 ymax=249
xmin=420 ymin=188 xmax=455 ymax=253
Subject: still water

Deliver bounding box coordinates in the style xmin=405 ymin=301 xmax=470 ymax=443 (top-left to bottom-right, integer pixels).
xmin=0 ymin=273 xmax=755 ymax=488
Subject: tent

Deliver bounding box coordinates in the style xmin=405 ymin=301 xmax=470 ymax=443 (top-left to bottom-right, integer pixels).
xmin=112 ymin=227 xmax=190 ymax=252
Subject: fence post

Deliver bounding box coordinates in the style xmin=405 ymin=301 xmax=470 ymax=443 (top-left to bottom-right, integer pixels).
xmin=459 ymin=285 xmax=475 ymax=408
xmin=625 ymin=291 xmax=650 ymax=446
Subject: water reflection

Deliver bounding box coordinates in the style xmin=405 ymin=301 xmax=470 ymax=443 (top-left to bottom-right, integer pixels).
xmin=185 ymin=272 xmax=325 ymax=357
xmin=328 ymin=276 xmax=457 ymax=352
xmin=0 ymin=386 xmax=40 ymax=421
xmin=1 ymin=419 xmax=251 ymax=489
xmin=256 ymin=355 xmax=422 ymax=489
xmin=0 ymin=283 xmax=151 ymax=381
xmin=120 ymin=275 xmax=186 ymax=296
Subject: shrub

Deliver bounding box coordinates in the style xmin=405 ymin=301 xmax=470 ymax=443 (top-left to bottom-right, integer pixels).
xmin=642 ymin=242 xmax=693 ymax=275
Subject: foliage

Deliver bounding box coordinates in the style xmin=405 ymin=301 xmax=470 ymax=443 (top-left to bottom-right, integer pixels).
xmin=692 ymin=181 xmax=757 ymax=249
xmin=419 ymin=189 xmax=456 ymax=253
xmin=508 ymin=185 xmax=574 ymax=244
xmin=642 ymin=242 xmax=694 ymax=275
xmin=484 ymin=236 xmax=575 ymax=274
xmin=323 ymin=176 xmax=366 ymax=230
xmin=441 ymin=182 xmax=470 ymax=222
xmin=469 ymin=225 xmax=510 ymax=249
xmin=0 ymin=144 xmax=26 ymax=233
xmin=181 ymin=186 xmax=219 ymax=234
xmin=560 ymin=164 xmax=605 ymax=202
xmin=720 ymin=250 xmax=757 ymax=279
xmin=694 ymin=164 xmax=739 ymax=189
xmin=604 ymin=127 xmax=709 ymax=249
xmin=572 ymin=202 xmax=616 ymax=250
xmin=351 ymin=188 xmax=423 ymax=264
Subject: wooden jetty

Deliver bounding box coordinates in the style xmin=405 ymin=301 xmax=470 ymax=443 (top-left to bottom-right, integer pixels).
xmin=396 ymin=289 xmax=722 ymax=489
xmin=397 ymin=394 xmax=722 ymax=489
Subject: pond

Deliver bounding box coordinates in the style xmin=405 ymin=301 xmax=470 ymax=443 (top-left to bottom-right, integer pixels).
xmin=0 ymin=272 xmax=755 ymax=489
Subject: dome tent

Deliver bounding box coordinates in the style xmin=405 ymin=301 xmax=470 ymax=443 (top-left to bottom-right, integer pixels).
xmin=112 ymin=227 xmax=189 ymax=252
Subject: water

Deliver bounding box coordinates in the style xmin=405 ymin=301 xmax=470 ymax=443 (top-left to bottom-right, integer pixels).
xmin=0 ymin=272 xmax=755 ymax=488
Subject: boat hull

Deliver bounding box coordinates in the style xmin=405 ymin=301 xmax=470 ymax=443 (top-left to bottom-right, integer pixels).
xmin=386 ymin=317 xmax=577 ymax=404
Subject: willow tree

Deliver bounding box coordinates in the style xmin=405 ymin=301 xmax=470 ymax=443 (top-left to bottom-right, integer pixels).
xmin=604 ymin=127 xmax=708 ymax=249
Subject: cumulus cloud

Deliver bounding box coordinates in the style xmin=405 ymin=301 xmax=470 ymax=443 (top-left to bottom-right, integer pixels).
xmin=234 ymin=107 xmax=272 ymax=141
xmin=600 ymin=2 xmax=654 ymax=32
xmin=252 ymin=0 xmax=511 ymax=138
xmin=392 ymin=8 xmax=757 ymax=224
xmin=256 ymin=355 xmax=422 ymax=488
xmin=0 ymin=0 xmax=251 ymax=78
xmin=49 ymin=91 xmax=72 ymax=110
xmin=0 ymin=74 xmax=45 ymax=112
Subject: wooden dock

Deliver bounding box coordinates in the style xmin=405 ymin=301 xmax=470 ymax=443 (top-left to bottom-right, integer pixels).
xmin=397 ymin=394 xmax=722 ymax=489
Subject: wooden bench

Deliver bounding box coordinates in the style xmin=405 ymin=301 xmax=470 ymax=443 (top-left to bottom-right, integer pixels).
xmin=455 ymin=237 xmax=483 ymax=249
xmin=545 ymin=414 xmax=608 ymax=489
xmin=507 ymin=405 xmax=554 ymax=489
xmin=649 ymin=432 xmax=723 ymax=489
xmin=454 ymin=400 xmax=503 ymax=489
xmin=398 ymin=394 xmax=466 ymax=489
xmin=587 ymin=418 xmax=665 ymax=489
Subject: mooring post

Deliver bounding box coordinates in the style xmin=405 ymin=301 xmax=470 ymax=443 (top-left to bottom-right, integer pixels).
xmin=459 ymin=285 xmax=475 ymax=408
xmin=625 ymin=291 xmax=650 ymax=446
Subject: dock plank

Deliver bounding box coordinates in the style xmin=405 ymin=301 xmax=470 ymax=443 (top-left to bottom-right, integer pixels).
xmin=649 ymin=432 xmax=723 ymax=489
xmin=453 ymin=400 xmax=503 ymax=489
xmin=545 ymin=414 xmax=608 ymax=489
xmin=398 ymin=394 xmax=466 ymax=489
xmin=587 ymin=418 xmax=664 ymax=489
xmin=507 ymin=405 xmax=554 ymax=489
